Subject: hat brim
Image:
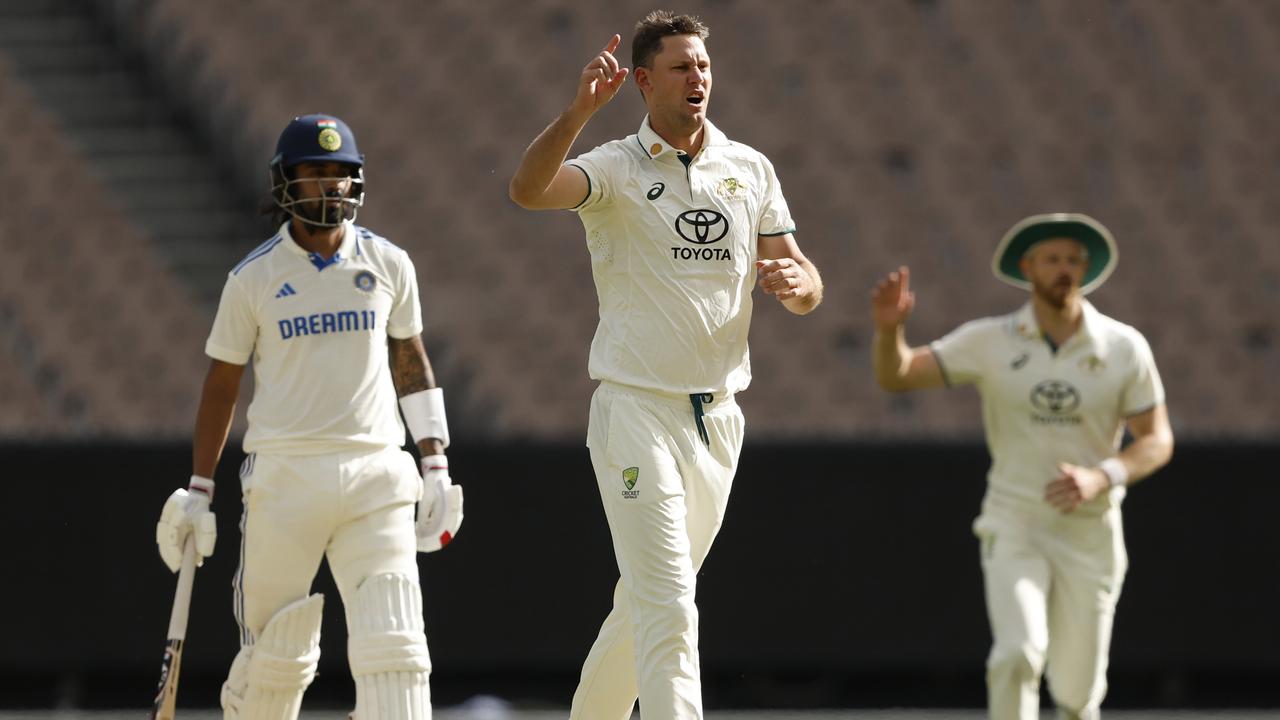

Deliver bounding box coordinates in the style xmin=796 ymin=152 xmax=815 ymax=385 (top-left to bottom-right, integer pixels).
xmin=991 ymin=213 xmax=1117 ymax=295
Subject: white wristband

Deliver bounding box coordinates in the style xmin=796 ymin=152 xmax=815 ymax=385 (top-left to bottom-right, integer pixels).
xmin=189 ymin=474 xmax=215 ymax=500
xmin=399 ymin=387 xmax=450 ymax=449
xmin=1098 ymin=458 xmax=1129 ymax=488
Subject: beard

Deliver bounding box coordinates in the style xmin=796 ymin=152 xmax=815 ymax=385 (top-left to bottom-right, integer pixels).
xmin=1031 ymin=274 xmax=1076 ymax=309
xmin=295 ymin=197 xmax=345 ymax=227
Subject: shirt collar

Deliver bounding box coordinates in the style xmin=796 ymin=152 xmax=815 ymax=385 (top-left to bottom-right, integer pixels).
xmin=636 ymin=115 xmax=729 ymax=161
xmin=279 ymin=220 xmax=357 ymax=270
xmin=1013 ymin=299 xmax=1101 ymax=347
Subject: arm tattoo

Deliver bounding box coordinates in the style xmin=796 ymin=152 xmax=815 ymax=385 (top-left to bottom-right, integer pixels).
xmin=388 ymin=336 xmax=435 ymax=397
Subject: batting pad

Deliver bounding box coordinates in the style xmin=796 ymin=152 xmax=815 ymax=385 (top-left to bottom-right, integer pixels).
xmin=223 ymin=593 xmax=324 ymax=720
xmin=348 ymin=573 xmax=431 ymax=719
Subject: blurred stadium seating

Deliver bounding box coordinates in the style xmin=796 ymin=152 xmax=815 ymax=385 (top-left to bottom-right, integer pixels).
xmin=1 ymin=0 xmax=1276 ymax=440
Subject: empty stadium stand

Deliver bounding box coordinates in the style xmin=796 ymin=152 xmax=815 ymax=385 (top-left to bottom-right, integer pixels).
xmin=1 ymin=0 xmax=1276 ymax=440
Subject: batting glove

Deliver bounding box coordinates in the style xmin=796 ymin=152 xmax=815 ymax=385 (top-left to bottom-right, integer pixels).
xmin=156 ymin=476 xmax=217 ymax=572
xmin=417 ymin=455 xmax=463 ymax=553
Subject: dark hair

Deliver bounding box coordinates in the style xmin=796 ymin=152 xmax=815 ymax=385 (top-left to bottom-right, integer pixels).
xmin=631 ymin=10 xmax=710 ymax=69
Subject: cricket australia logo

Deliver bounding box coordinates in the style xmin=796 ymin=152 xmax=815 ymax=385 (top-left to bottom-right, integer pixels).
xmin=672 ymin=209 xmax=732 ymax=262
xmin=621 ymin=467 xmax=640 ymax=499
xmin=716 ymin=177 xmax=745 ymax=199
xmin=1030 ymin=380 xmax=1083 ymax=425
xmin=1079 ymin=354 xmax=1106 ymax=375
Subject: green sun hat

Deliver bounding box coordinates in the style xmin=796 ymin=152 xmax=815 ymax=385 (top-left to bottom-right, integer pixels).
xmin=991 ymin=213 xmax=1118 ymax=295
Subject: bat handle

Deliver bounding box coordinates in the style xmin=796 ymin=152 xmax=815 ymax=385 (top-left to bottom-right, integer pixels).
xmin=167 ymin=536 xmax=198 ymax=641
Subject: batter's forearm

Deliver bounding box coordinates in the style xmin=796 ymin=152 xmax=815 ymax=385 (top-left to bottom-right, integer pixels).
xmin=389 ymin=336 xmax=436 ymax=397
xmin=192 ymin=377 xmax=239 ymax=480
xmin=389 ymin=337 xmax=445 ymax=456
xmin=509 ymin=108 xmax=592 ymax=205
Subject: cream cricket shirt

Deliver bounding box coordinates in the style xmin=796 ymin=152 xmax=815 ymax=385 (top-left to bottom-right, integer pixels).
xmin=930 ymin=301 xmax=1164 ymax=513
xmin=567 ymin=116 xmax=796 ymax=395
xmin=206 ymin=221 xmax=423 ymax=455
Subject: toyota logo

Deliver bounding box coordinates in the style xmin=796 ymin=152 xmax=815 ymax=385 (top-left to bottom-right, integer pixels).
xmin=675 ymin=209 xmax=729 ymax=245
xmin=1030 ymin=380 xmax=1081 ymax=415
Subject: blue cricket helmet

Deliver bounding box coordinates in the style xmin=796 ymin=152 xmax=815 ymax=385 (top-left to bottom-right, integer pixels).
xmin=269 ymin=114 xmax=366 ymax=227
xmin=270 ymin=114 xmax=365 ymax=169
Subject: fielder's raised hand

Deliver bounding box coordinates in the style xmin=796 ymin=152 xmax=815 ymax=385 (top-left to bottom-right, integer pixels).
xmin=871 ymin=266 xmax=916 ymax=331
xmin=573 ymin=34 xmax=630 ymax=116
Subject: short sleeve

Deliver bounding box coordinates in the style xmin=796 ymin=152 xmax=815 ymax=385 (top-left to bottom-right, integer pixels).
xmin=1121 ymin=331 xmax=1165 ymax=416
xmin=565 ymin=143 xmax=617 ymax=212
xmin=205 ymin=274 xmax=257 ymax=365
xmin=929 ymin=319 xmax=994 ymax=387
xmin=756 ymin=154 xmax=796 ymax=237
xmin=387 ymin=252 xmax=423 ymax=340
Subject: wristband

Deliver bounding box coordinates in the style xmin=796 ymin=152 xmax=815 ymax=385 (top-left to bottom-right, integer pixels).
xmin=1098 ymin=458 xmax=1129 ymax=488
xmin=399 ymin=387 xmax=450 ymax=449
xmin=189 ymin=474 xmax=215 ymax=501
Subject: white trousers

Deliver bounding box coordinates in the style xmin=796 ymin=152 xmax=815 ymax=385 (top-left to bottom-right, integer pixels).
xmin=571 ymin=382 xmax=744 ymax=720
xmin=233 ymin=446 xmax=422 ymax=647
xmin=974 ymin=496 xmax=1128 ymax=720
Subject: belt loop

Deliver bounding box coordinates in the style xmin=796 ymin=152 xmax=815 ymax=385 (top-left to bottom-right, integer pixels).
xmin=689 ymin=393 xmax=714 ymax=448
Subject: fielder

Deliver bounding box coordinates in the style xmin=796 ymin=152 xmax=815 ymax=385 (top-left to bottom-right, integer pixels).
xmin=509 ymin=12 xmax=823 ymax=720
xmin=871 ymin=214 xmax=1174 ymax=719
xmin=154 ymin=114 xmax=461 ymax=720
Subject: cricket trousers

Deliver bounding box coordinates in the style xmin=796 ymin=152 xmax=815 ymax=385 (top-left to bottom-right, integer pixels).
xmin=571 ymin=381 xmax=745 ymax=720
xmin=973 ymin=493 xmax=1128 ymax=720
xmin=232 ymin=445 xmax=423 ymax=655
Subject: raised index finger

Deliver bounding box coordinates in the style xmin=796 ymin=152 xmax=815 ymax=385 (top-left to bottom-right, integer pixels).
xmin=898 ymin=265 xmax=911 ymax=295
xmin=602 ymin=34 xmax=621 ymax=55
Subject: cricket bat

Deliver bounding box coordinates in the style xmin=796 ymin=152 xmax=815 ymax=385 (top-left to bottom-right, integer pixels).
xmin=150 ymin=536 xmax=198 ymax=720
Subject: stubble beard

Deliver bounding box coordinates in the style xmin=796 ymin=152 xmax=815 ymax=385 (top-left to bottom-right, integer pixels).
xmin=1032 ymin=276 xmax=1076 ymax=310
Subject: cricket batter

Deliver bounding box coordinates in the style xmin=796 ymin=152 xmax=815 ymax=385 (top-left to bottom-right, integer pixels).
xmin=509 ymin=11 xmax=822 ymax=720
xmin=154 ymin=114 xmax=462 ymax=719
xmin=871 ymin=214 xmax=1174 ymax=719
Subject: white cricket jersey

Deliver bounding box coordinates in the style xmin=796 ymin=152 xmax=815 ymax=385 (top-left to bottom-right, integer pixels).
xmin=930 ymin=301 xmax=1164 ymax=513
xmin=206 ymin=221 xmax=423 ymax=455
xmin=567 ymin=116 xmax=796 ymax=395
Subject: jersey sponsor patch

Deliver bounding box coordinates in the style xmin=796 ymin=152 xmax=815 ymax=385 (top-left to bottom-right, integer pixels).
xmin=274 ymin=283 xmax=298 ymax=299
xmin=278 ymin=310 xmax=377 ymax=339
xmin=1029 ymin=379 xmax=1083 ymax=424
xmin=675 ymin=209 xmax=729 ymax=245
xmin=669 ymin=209 xmax=733 ymax=262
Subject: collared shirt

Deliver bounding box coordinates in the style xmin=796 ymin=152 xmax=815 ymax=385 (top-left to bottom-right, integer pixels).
xmin=206 ymin=220 xmax=423 ymax=455
xmin=930 ymin=300 xmax=1165 ymax=513
xmin=566 ymin=116 xmax=796 ymax=395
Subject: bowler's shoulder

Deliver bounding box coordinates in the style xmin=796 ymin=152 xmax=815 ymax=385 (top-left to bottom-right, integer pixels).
xmin=577 ymin=135 xmax=645 ymax=165
xmin=718 ymin=137 xmax=773 ymax=166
